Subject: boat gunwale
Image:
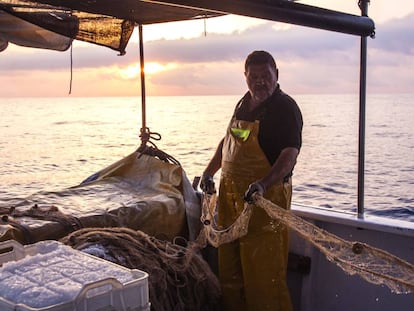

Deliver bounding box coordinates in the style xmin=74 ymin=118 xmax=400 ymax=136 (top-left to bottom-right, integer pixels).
xmin=291 ymin=203 xmax=414 ymax=238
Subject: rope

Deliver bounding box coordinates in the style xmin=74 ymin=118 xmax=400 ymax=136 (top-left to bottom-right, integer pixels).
xmin=137 ymin=127 xmax=181 ymax=166
xmin=138 ymin=127 xmax=161 ymax=149
xmin=61 ymin=227 xmax=221 ymax=311
xmin=0 ymin=215 xmax=35 ymax=244
xmin=3 ymin=204 xmax=82 ymax=233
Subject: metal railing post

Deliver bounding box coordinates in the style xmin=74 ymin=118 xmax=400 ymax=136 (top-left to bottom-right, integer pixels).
xmin=357 ymin=0 xmax=370 ymax=218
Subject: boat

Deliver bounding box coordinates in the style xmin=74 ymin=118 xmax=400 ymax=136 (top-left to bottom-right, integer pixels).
xmin=0 ymin=1 xmax=413 ymax=310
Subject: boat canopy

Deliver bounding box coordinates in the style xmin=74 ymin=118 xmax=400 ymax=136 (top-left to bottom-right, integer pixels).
xmin=0 ymin=0 xmax=375 ymax=54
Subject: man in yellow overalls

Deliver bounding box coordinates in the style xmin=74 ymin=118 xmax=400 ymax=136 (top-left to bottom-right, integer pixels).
xmin=201 ymin=51 xmax=303 ymax=311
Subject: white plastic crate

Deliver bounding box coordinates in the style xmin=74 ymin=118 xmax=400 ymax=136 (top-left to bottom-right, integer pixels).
xmin=0 ymin=240 xmax=150 ymax=311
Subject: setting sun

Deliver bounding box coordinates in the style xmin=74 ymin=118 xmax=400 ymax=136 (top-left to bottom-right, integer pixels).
xmin=119 ymin=62 xmax=177 ymax=79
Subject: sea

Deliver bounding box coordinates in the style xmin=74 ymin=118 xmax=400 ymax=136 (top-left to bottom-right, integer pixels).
xmin=1 ymin=94 xmax=413 ymax=222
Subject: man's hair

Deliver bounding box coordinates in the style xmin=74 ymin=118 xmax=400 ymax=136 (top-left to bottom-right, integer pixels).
xmin=244 ymin=50 xmax=277 ymax=71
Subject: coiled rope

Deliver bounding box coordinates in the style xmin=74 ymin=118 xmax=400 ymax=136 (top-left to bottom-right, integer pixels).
xmin=61 ymin=227 xmax=221 ymax=311
xmin=137 ymin=127 xmax=181 ymax=166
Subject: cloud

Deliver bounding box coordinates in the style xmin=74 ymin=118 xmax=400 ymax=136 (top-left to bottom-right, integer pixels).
xmin=147 ymin=61 xmax=245 ymax=95
xmin=137 ymin=23 xmax=364 ymax=94
xmin=0 ymin=44 xmax=135 ymax=71
xmin=0 ymin=13 xmax=413 ymax=96
xmin=142 ymin=23 xmax=358 ymax=64
xmin=370 ymin=13 xmax=414 ymax=54
xmin=139 ymin=15 xmax=414 ymax=94
xmin=0 ymin=19 xmax=364 ymax=71
xmin=2 ymin=14 xmax=411 ymax=69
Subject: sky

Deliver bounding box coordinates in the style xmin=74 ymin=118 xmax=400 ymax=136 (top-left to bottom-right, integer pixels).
xmin=0 ymin=0 xmax=413 ymax=97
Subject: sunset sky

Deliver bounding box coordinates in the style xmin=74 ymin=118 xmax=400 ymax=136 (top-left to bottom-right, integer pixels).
xmin=0 ymin=0 xmax=413 ymax=97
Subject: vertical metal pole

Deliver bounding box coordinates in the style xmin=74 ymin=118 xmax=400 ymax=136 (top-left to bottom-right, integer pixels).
xmin=138 ymin=24 xmax=147 ymax=134
xmin=357 ymin=0 xmax=369 ymax=218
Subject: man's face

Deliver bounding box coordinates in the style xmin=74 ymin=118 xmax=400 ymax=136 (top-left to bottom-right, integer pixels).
xmin=245 ymin=63 xmax=278 ymax=104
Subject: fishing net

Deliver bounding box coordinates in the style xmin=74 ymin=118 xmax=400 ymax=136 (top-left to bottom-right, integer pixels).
xmin=197 ymin=193 xmax=414 ymax=295
xmin=8 ymin=186 xmax=411 ymax=311
xmin=56 ymin=191 xmax=413 ymax=311
xmin=60 ymin=227 xmax=221 ymax=311
xmin=196 ymin=193 xmax=253 ymax=248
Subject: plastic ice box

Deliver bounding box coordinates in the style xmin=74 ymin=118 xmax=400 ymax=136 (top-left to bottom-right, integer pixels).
xmin=0 ymin=240 xmax=150 ymax=311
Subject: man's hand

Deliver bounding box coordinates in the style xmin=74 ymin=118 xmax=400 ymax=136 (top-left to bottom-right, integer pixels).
xmin=244 ymin=181 xmax=266 ymax=203
xmin=200 ymin=175 xmax=216 ymax=194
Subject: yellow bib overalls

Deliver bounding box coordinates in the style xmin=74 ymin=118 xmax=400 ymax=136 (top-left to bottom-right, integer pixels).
xmin=218 ymin=117 xmax=293 ymax=311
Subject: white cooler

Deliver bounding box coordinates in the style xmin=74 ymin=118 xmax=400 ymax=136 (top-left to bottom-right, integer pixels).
xmin=0 ymin=240 xmax=150 ymax=311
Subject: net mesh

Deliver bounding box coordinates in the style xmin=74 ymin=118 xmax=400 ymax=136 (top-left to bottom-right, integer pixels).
xmin=57 ymin=192 xmax=414 ymax=304
xmin=196 ymin=193 xmax=253 ymax=248
xmin=60 ymin=227 xmax=221 ymax=311
xmin=197 ymin=193 xmax=414 ymax=295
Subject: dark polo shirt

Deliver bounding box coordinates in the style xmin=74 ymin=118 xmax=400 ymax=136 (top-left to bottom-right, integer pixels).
xmin=234 ymin=84 xmax=303 ymax=166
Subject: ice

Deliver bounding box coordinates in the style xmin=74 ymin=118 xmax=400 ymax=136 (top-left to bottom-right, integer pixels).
xmin=32 ymin=240 xmax=61 ymax=254
xmin=71 ymin=270 xmax=104 ymax=284
xmin=0 ymin=274 xmax=37 ymax=301
xmin=36 ymin=249 xmax=66 ymax=267
xmin=0 ymin=241 xmax=137 ymax=308
xmin=0 ymin=270 xmax=13 ymax=281
xmin=15 ymin=266 xmax=62 ymax=284
xmin=14 ymin=261 xmax=40 ymax=273
xmin=18 ymin=286 xmax=64 ymax=309
xmin=100 ymin=265 xmax=136 ymax=284
xmin=46 ymin=278 xmax=83 ymax=301
xmin=55 ymin=259 xmax=90 ymax=277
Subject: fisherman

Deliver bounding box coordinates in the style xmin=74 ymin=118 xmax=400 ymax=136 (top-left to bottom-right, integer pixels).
xmin=201 ymin=50 xmax=303 ymax=310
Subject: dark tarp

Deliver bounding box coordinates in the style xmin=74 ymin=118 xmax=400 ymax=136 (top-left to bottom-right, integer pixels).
xmin=0 ymin=9 xmax=72 ymax=51
xmin=0 ymin=0 xmax=375 ymax=56
xmin=0 ymin=0 xmax=221 ymax=53
xmin=0 ymin=0 xmax=137 ymax=54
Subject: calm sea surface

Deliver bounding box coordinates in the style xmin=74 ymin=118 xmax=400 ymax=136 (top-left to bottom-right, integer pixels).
xmin=1 ymin=94 xmax=413 ymax=221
